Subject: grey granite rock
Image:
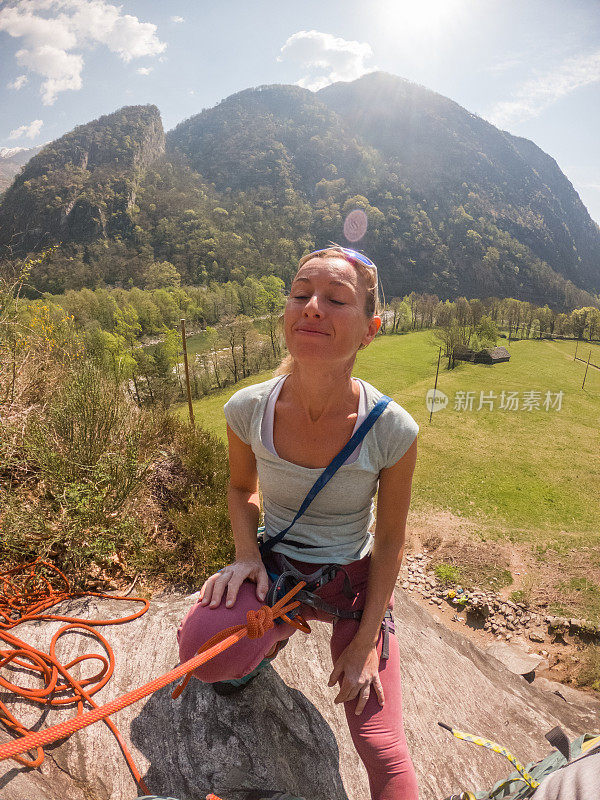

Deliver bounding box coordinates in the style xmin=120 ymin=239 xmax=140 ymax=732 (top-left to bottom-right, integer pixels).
xmin=1 ymin=591 xmax=598 ymax=800
xmin=485 ymin=642 xmax=547 ymax=675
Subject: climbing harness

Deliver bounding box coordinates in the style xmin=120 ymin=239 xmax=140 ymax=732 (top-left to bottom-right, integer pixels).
xmin=263 ymin=550 xmax=395 ymax=659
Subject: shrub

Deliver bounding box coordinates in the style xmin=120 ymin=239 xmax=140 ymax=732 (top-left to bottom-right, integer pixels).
xmin=1 ymin=355 xmax=161 ymax=585
xmin=138 ymin=418 xmax=233 ymax=585
xmin=24 ymin=363 xmax=154 ymax=514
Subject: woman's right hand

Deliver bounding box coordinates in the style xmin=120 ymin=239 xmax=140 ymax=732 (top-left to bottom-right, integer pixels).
xmin=199 ymin=559 xmax=269 ymax=609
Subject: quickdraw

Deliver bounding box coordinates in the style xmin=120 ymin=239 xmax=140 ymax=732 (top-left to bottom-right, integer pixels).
xmin=438 ymin=722 xmax=540 ymax=789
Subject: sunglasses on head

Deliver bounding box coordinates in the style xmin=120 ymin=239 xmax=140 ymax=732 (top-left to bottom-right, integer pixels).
xmin=307 ymin=246 xmax=377 ymax=274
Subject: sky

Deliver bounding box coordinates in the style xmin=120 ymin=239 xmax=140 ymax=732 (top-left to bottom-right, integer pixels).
xmin=1 ymin=0 xmax=600 ymax=224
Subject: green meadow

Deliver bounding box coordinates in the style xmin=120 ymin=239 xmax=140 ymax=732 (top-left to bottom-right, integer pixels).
xmin=177 ymin=331 xmax=599 ymax=547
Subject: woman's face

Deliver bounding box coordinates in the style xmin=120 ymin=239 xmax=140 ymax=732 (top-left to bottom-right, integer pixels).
xmin=284 ymin=256 xmax=381 ymax=369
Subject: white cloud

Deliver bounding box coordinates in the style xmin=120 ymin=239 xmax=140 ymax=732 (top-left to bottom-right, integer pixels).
xmin=278 ymin=30 xmax=375 ymax=92
xmin=16 ymin=44 xmax=83 ymax=103
xmin=171 ymin=16 xmax=184 ymax=23
xmin=487 ymin=50 xmax=600 ymax=128
xmin=8 ymin=73 xmax=28 ymax=89
xmin=9 ymin=118 xmax=44 ymax=140
xmin=0 ymin=0 xmax=166 ymax=104
xmin=136 ymin=66 xmax=152 ymax=75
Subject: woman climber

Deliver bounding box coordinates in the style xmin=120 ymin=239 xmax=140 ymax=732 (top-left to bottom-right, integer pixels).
xmin=177 ymin=245 xmax=420 ymax=800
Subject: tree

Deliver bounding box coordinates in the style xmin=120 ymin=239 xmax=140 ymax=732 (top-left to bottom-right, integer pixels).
xmin=570 ymin=308 xmax=589 ymax=340
xmin=262 ymin=275 xmax=286 ymax=358
xmin=475 ymin=315 xmax=499 ymax=348
xmin=432 ymin=300 xmax=464 ymax=368
xmin=222 ymin=315 xmax=259 ymax=382
xmin=144 ymin=261 xmax=181 ymax=290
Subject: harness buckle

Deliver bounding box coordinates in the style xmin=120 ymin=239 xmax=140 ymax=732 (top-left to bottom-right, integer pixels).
xmin=264 ymin=555 xmax=397 ymax=658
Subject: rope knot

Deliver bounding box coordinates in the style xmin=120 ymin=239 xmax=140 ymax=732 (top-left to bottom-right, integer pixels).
xmin=246 ymin=605 xmax=274 ymax=639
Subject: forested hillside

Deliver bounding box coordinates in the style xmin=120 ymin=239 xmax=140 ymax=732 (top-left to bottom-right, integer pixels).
xmin=318 ymin=73 xmax=600 ymax=294
xmin=0 ymin=105 xmax=164 ymax=254
xmin=1 ymin=73 xmax=598 ymax=310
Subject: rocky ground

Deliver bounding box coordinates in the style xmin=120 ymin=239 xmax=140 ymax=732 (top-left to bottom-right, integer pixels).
xmin=398 ymin=548 xmax=598 ymax=692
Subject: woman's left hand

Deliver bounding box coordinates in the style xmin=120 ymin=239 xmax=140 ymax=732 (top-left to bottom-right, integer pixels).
xmin=327 ymin=640 xmax=385 ymax=715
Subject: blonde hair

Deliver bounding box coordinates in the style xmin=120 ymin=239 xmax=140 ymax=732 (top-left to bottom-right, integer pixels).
xmin=274 ymin=245 xmax=380 ymax=375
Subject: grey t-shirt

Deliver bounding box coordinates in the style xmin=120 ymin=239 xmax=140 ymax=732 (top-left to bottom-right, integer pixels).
xmin=224 ymin=376 xmax=419 ymax=565
xmin=532 ymin=749 xmax=600 ymax=800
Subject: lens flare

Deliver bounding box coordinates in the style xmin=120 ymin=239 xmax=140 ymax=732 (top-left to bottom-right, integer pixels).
xmin=343 ymin=209 xmax=368 ymax=243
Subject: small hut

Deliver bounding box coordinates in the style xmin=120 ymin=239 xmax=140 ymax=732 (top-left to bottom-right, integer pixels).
xmin=453 ymin=345 xmax=476 ymax=362
xmin=473 ymin=346 xmax=510 ymax=364
xmin=453 ymin=345 xmax=510 ymax=365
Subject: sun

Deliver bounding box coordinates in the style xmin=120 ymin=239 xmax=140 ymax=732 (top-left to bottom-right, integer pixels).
xmin=379 ymin=0 xmax=462 ymax=35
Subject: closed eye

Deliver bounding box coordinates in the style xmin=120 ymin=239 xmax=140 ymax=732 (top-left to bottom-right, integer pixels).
xmin=291 ymin=295 xmax=345 ymax=305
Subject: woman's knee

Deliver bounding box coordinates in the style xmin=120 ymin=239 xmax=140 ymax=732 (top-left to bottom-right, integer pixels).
xmin=176 ymin=580 xmax=283 ymax=683
xmin=351 ymin=724 xmax=410 ymax=768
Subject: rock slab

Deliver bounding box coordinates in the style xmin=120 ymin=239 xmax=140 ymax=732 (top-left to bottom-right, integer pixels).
xmin=484 ymin=642 xmax=546 ymax=676
xmin=1 ymin=590 xmax=598 ymax=800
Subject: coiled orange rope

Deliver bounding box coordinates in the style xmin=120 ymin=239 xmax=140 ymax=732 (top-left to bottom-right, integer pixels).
xmin=0 ymin=558 xmax=308 ymax=796
xmin=0 ymin=559 xmax=152 ymax=791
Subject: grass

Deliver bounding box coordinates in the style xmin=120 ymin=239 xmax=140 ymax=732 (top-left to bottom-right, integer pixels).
xmin=576 ymin=645 xmax=600 ymax=692
xmin=433 ymin=563 xmax=462 ymax=585
xmin=555 ymin=577 xmax=600 ymax=624
xmin=431 ymin=553 xmax=513 ymax=592
xmin=177 ymin=330 xmax=600 ymax=541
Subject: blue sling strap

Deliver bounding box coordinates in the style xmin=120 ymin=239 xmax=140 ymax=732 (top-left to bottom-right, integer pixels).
xmin=259 ymin=394 xmax=392 ymax=556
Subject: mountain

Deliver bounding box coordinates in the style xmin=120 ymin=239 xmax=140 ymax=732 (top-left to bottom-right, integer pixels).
xmin=0 ymin=145 xmax=45 ymax=195
xmin=317 ymin=72 xmax=600 ymax=295
xmin=0 ymin=105 xmax=164 ymax=254
xmin=0 ymin=75 xmax=598 ymax=309
xmin=167 ymin=84 xmax=382 ymax=196
xmin=165 ymin=75 xmax=599 ymax=305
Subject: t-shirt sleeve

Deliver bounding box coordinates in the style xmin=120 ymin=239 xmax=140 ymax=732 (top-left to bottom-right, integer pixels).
xmin=223 ymin=389 xmax=252 ymax=444
xmin=380 ymin=404 xmax=419 ymax=468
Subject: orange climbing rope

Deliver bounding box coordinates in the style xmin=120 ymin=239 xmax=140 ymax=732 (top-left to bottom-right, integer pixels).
xmin=0 ymin=558 xmax=308 ymax=796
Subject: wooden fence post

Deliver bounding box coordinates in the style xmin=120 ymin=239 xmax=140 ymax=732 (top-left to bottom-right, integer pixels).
xmin=429 ymin=346 xmax=442 ymax=423
xmin=582 ymin=349 xmax=591 ymax=390
xmin=181 ymin=319 xmax=195 ymax=428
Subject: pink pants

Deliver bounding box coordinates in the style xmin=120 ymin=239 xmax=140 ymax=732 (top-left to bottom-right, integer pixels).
xmin=177 ymin=553 xmax=419 ymax=800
